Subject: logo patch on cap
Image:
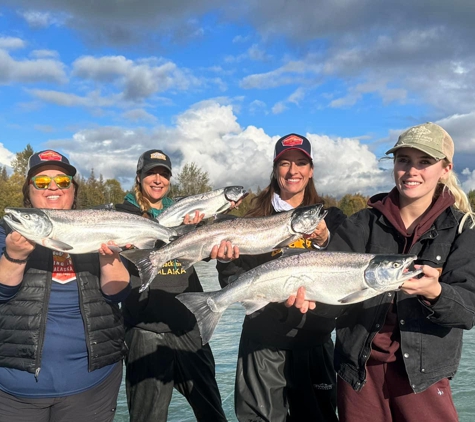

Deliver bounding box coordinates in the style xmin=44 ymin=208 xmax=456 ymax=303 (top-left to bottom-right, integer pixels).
xmin=282 ymin=135 xmax=303 ymax=147
xmin=38 ymin=150 xmax=63 ymax=162
xmin=151 ymin=152 xmax=167 ymax=160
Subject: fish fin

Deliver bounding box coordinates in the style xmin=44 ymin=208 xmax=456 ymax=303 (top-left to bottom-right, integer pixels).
xmin=213 ymin=214 xmax=239 ymax=222
xmin=44 ymin=239 xmax=74 ymax=251
xmin=172 ymin=196 xmax=186 ymax=202
xmin=279 ymin=247 xmax=312 ymax=258
xmin=133 ymin=239 xmax=163 ymax=250
xmin=214 ymin=204 xmax=230 ymax=214
xmin=107 ymin=245 xmax=122 ymax=253
xmin=176 ymin=292 xmax=224 ymax=345
xmin=274 ymin=236 xmax=298 ymax=249
xmin=172 ymin=224 xmax=197 ymax=238
xmin=241 ymin=299 xmax=270 ymax=314
xmin=338 ymin=289 xmax=372 ymax=304
xmin=120 ymin=248 xmax=161 ymax=292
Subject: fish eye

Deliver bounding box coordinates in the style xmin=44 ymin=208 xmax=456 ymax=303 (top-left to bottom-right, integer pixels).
xmin=392 ymin=262 xmax=401 ymax=268
xmin=25 ymin=215 xmax=30 ymax=220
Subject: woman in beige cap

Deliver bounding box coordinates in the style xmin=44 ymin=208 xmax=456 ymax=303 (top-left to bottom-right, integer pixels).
xmin=324 ymin=122 xmax=475 ymax=421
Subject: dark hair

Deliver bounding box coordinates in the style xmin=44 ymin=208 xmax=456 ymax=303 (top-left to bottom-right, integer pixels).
xmin=245 ymin=162 xmax=323 ymax=217
xmin=22 ymin=177 xmax=79 ymax=209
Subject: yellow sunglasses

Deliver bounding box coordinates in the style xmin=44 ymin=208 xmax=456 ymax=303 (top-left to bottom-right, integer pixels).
xmin=29 ymin=174 xmax=73 ymax=190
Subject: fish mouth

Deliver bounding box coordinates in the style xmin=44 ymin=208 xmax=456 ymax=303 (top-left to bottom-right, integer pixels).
xmin=226 ymin=189 xmax=248 ymax=202
xmin=397 ymin=255 xmax=423 ymax=284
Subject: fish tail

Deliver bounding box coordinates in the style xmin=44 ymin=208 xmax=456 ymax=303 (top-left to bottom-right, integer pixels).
xmin=120 ymin=249 xmax=163 ymax=292
xmin=176 ymin=292 xmax=224 ymax=345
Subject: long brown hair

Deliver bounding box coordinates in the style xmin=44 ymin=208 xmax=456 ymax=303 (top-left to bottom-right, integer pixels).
xmin=246 ymin=163 xmax=323 ymax=217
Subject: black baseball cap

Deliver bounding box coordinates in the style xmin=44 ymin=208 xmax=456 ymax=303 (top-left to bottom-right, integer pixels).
xmin=274 ymin=133 xmax=313 ymax=162
xmin=28 ymin=150 xmax=77 ymax=177
xmin=136 ymin=149 xmax=172 ymax=176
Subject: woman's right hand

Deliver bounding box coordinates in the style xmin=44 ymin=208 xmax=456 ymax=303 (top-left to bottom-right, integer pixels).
xmin=210 ymin=240 xmax=240 ymax=262
xmin=5 ymin=231 xmax=35 ymax=261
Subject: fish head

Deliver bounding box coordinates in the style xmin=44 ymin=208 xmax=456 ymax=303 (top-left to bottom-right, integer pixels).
xmin=364 ymin=254 xmax=423 ymax=292
xmin=3 ymin=208 xmax=53 ymax=241
xmin=290 ymin=204 xmax=327 ymax=235
xmin=224 ymin=186 xmax=248 ymax=202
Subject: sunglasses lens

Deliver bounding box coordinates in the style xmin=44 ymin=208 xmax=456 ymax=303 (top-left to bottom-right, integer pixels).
xmin=32 ymin=176 xmax=52 ymax=189
xmin=54 ymin=176 xmax=72 ymax=189
xmin=31 ymin=175 xmax=72 ymax=189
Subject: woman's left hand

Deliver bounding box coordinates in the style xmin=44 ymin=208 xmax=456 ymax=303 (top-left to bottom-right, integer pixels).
xmin=285 ymin=286 xmax=316 ymax=313
xmin=183 ymin=210 xmax=205 ymax=225
xmin=400 ymin=265 xmax=442 ymax=301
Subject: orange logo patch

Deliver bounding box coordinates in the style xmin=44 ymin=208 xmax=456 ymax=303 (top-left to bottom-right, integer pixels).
xmin=282 ymin=135 xmax=303 ymax=147
xmin=39 ymin=150 xmax=63 ymax=162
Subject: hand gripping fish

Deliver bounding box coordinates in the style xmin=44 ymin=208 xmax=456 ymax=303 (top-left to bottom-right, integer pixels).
xmin=121 ymin=204 xmax=327 ymax=292
xmin=3 ymin=207 xmax=177 ymax=254
xmin=176 ymin=251 xmax=422 ymax=344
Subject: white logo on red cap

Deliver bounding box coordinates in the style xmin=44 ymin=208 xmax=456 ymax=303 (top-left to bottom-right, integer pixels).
xmin=150 ymin=152 xmax=167 ymax=160
xmin=39 ymin=151 xmax=63 ymax=162
xmin=282 ymin=135 xmax=304 ymax=147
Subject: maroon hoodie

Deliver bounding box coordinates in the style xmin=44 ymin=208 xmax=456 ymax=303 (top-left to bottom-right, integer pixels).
xmin=366 ymin=187 xmax=455 ymax=363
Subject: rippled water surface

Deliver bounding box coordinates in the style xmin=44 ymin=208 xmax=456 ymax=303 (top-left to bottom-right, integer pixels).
xmin=114 ymin=261 xmax=475 ymax=421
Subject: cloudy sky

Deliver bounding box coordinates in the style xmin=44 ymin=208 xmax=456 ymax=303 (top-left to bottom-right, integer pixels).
xmin=2 ymin=0 xmax=475 ymax=197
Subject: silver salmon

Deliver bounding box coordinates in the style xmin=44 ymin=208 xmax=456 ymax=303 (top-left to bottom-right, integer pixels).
xmin=158 ymin=186 xmax=248 ymax=227
xmin=176 ymin=251 xmax=422 ymax=344
xmin=3 ymin=207 xmax=177 ymax=254
xmin=121 ymin=204 xmax=327 ymax=292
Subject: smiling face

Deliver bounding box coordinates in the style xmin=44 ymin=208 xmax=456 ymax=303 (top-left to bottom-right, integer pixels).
xmin=394 ymin=148 xmax=452 ymax=208
xmin=28 ymin=165 xmax=76 ymax=210
xmin=140 ymin=166 xmax=171 ymax=207
xmin=274 ymin=149 xmax=314 ymax=206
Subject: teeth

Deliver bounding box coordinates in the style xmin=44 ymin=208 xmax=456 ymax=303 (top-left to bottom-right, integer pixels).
xmin=47 ymin=196 xmax=60 ymax=200
xmin=405 ymin=182 xmax=420 ymax=186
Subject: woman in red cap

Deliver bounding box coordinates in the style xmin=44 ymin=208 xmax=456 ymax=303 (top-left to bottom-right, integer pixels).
xmin=0 ymin=150 xmax=130 ymax=422
xmin=216 ymin=134 xmax=346 ymax=422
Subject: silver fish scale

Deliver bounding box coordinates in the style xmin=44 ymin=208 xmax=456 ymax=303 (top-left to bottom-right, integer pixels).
xmin=5 ymin=208 xmax=174 ymax=254
xmin=212 ymin=251 xmax=401 ymax=309
xmin=148 ymin=210 xmax=309 ymax=268
xmin=158 ymin=187 xmax=246 ymax=227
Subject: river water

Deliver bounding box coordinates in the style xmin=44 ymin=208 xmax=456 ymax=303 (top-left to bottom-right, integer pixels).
xmin=114 ymin=261 xmax=475 ymax=421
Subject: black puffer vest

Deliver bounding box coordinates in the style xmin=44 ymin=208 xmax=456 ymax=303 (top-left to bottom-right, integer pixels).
xmin=0 ymin=245 xmax=127 ymax=375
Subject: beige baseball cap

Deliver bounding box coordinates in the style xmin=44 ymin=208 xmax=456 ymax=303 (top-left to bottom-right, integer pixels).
xmin=386 ymin=122 xmax=454 ymax=162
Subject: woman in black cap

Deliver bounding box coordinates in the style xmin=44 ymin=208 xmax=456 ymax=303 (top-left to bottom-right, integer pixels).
xmin=216 ymin=134 xmax=346 ymax=422
xmin=0 ymin=150 xmax=130 ymax=422
xmin=116 ymin=149 xmax=227 ymax=422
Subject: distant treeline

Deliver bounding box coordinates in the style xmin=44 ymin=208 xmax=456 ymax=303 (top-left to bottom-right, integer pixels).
xmin=1 ymin=145 xmax=475 ymax=218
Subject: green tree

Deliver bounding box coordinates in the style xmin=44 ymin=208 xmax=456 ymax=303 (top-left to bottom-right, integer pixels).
xmin=172 ymin=162 xmax=212 ymax=197
xmin=468 ymin=190 xmax=475 ymax=211
xmin=77 ymin=169 xmax=106 ymax=208
xmin=339 ymin=193 xmax=368 ymax=216
xmin=0 ymin=166 xmax=8 ymax=182
xmin=11 ymin=144 xmax=34 ymax=177
xmin=227 ymin=189 xmax=256 ymax=217
xmin=321 ymin=194 xmax=338 ymax=208
xmin=104 ymin=179 xmax=126 ymax=205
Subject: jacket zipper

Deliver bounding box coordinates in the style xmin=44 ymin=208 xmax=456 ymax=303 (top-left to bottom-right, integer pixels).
xmin=35 ymin=271 xmax=53 ymax=381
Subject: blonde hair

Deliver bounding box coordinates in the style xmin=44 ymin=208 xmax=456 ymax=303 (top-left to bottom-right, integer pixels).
xmin=439 ymin=160 xmax=475 ymax=232
xmin=133 ymin=181 xmax=153 ymax=217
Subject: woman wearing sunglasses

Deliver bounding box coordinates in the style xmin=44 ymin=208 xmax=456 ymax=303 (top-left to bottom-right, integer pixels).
xmin=0 ymin=150 xmax=130 ymax=422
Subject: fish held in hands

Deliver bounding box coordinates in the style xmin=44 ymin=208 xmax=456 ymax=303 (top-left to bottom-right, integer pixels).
xmin=176 ymin=251 xmax=422 ymax=344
